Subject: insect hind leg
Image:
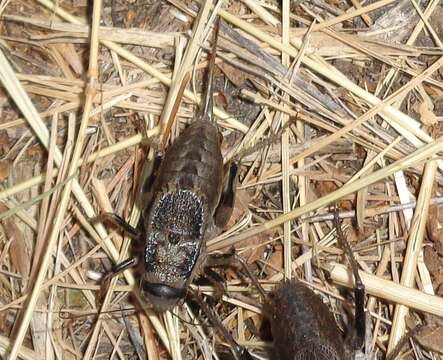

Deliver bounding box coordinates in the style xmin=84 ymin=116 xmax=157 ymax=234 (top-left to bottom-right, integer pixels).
xmin=333 ymin=209 xmax=366 ymax=350
xmin=214 ymin=161 xmax=239 ymax=229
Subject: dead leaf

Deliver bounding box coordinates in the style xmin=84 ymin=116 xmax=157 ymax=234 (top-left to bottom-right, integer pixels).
xmin=226 ymin=190 xmax=250 ymax=229
xmin=314 ymin=181 xmax=353 ymax=210
xmin=0 ymin=130 xmax=10 ymax=154
xmin=52 ymin=43 xmax=84 ymax=76
xmin=218 ymin=62 xmax=250 ymax=87
xmin=264 ymin=245 xmax=283 ymax=276
xmin=418 ymin=101 xmax=438 ymax=126
xmin=423 ymin=246 xmax=442 ymax=277
xmin=427 ymin=200 xmax=443 ymax=255
xmin=227 ymin=190 xmax=266 ymax=263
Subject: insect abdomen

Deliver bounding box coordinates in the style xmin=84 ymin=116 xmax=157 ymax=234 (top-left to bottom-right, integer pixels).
xmin=155 ymin=120 xmax=224 ymax=212
xmin=267 ymin=280 xmax=345 ymax=360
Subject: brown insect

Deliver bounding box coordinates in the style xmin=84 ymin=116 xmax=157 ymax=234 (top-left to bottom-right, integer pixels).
xmin=234 ymin=211 xmax=366 ymax=360
xmin=265 ymin=212 xmax=366 ymax=360
xmin=95 ymin=18 xmax=238 ymax=311
xmin=93 ymin=16 xmax=256 ymax=359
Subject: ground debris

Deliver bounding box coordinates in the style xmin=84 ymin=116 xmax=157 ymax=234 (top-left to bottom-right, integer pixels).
xmin=1 ymin=0 xmax=443 ymax=358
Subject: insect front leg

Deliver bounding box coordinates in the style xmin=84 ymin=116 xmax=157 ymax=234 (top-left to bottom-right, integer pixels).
xmin=108 ymin=256 xmax=140 ymax=277
xmin=214 ymin=161 xmax=239 ymax=229
xmin=92 ymin=213 xmax=141 ymax=240
xmin=99 ymin=256 xmax=139 ymax=304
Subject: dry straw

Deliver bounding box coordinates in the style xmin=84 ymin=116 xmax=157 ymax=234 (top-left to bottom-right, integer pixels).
xmin=387 ymin=160 xmax=438 ymax=355
xmin=6 ymin=0 xmax=103 ymax=357
xmin=36 ymin=0 xmax=248 ymax=133
xmin=2 ymin=0 xmax=443 ymax=357
xmin=330 ymin=263 xmax=443 ymax=318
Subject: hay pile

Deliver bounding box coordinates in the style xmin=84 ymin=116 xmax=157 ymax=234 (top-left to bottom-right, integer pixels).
xmin=1 ymin=0 xmax=443 ymax=359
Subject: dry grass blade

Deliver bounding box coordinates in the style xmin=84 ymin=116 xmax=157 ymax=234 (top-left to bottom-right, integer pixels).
xmin=209 ymin=138 xmax=443 ymax=251
xmin=387 ymin=160 xmax=438 ymax=355
xmin=158 ymin=0 xmax=216 ymax=148
xmin=6 ymin=1 xmax=102 ymax=357
xmin=219 ymin=8 xmax=440 ymax=150
xmin=281 ymin=0 xmax=292 ymax=280
xmin=3 ymin=15 xmax=179 ymax=48
xmin=36 ymin=0 xmax=248 ymax=133
xmin=330 ymin=263 xmax=443 ymax=318
xmin=0 ymin=129 xmax=158 ymax=201
xmin=0 ymin=173 xmax=77 ymax=222
xmin=0 ymin=334 xmax=39 ymax=360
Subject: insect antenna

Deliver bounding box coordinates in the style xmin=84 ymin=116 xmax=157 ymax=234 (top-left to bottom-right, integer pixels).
xmin=333 ymin=207 xmax=366 ymax=350
xmin=232 ymin=253 xmax=267 ymax=300
xmin=232 ymin=113 xmax=298 ymax=162
xmin=58 ymin=303 xmax=204 ymax=326
xmin=198 ymin=16 xmax=220 ymax=124
xmin=58 ymin=306 xmax=139 ymax=320
xmin=188 ymin=288 xmax=254 ymax=360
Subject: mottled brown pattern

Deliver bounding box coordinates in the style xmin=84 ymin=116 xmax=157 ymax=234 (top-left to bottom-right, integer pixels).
xmin=266 ymin=280 xmax=347 ymax=360
xmin=139 ymin=119 xmax=225 ymax=311
xmin=135 ymin=20 xmax=232 ymax=312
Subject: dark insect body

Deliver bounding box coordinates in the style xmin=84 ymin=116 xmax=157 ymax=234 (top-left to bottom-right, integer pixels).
xmin=96 ymin=18 xmax=238 ymax=312
xmin=95 ymin=15 xmax=252 ymax=360
xmin=138 ymin=111 xmax=227 ymax=311
xmin=247 ymin=213 xmax=366 ymax=360
xmin=267 ymin=280 xmax=347 ymax=360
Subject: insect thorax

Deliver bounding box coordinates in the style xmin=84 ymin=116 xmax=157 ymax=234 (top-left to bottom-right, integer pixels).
xmin=144 ymin=190 xmax=206 ymax=282
xmin=152 ymin=189 xmax=204 ymax=237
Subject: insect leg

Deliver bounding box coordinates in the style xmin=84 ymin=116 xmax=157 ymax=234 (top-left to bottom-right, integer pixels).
xmin=203 ymin=267 xmax=226 ymax=302
xmin=99 ymin=256 xmax=139 ymax=304
xmin=333 ymin=209 xmax=366 ymax=350
xmin=110 ymin=256 xmax=139 ymax=276
xmin=353 ymin=281 xmax=366 ymax=348
xmin=188 ymin=288 xmax=253 ymax=360
xmin=206 ymin=251 xmax=266 ymax=300
xmin=92 ymin=213 xmax=141 ymax=240
xmin=136 ymin=152 xmax=163 ymax=208
xmin=214 ymin=161 xmax=239 ymax=228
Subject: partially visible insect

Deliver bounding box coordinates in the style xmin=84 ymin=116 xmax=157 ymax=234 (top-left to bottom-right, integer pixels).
xmin=265 ymin=212 xmax=366 ymax=360
xmin=233 ymin=210 xmax=366 ymax=360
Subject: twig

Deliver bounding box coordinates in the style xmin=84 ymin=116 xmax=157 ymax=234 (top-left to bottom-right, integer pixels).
xmin=329 ymin=263 xmax=443 ymax=318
